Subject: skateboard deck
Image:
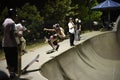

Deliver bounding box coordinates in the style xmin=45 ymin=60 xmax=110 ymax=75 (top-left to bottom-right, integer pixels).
xmin=22 ymin=54 xmax=39 ymax=74
xmin=46 ymin=49 xmax=56 ymax=54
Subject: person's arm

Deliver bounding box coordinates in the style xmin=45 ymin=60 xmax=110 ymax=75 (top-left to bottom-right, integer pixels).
xmin=60 ymin=28 xmax=66 ymax=38
xmin=23 ymin=26 xmax=30 ymax=33
xmin=68 ymin=22 xmax=75 ymax=29
xmin=61 ymin=31 xmax=66 ymax=38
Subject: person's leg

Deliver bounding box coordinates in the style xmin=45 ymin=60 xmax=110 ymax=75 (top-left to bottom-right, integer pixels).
xmin=53 ymin=40 xmax=59 ymax=51
xmin=71 ymin=33 xmax=75 ymax=46
xmin=69 ymin=33 xmax=74 ymax=46
xmin=44 ymin=36 xmax=48 ymax=43
xmin=11 ymin=47 xmax=18 ymax=73
xmin=3 ymin=47 xmax=18 ymax=78
xmin=48 ymin=40 xmax=55 ymax=49
xmin=4 ymin=47 xmax=14 ymax=73
xmin=69 ymin=33 xmax=72 ymax=46
xmin=77 ymin=30 xmax=80 ymax=41
xmin=48 ymin=35 xmax=59 ymax=50
xmin=20 ymin=37 xmax=27 ymax=53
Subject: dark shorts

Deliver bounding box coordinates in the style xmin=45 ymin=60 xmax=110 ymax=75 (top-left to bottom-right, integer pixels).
xmin=3 ymin=47 xmax=18 ymax=72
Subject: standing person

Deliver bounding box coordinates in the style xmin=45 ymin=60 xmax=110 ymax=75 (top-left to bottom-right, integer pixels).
xmin=68 ymin=18 xmax=75 ymax=46
xmin=15 ymin=22 xmax=28 ymax=54
xmin=74 ymin=18 xmax=81 ymax=41
xmin=44 ymin=23 xmax=66 ymax=51
xmin=2 ymin=9 xmax=20 ymax=79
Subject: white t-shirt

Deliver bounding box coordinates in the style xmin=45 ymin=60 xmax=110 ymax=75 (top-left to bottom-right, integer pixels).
xmin=68 ymin=22 xmax=75 ymax=34
xmin=2 ymin=18 xmax=17 ymax=47
xmin=15 ymin=23 xmax=27 ymax=35
xmin=2 ymin=18 xmax=15 ymax=27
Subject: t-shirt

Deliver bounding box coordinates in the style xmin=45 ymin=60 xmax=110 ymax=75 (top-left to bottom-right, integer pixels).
xmin=15 ymin=23 xmax=27 ymax=36
xmin=3 ymin=18 xmax=15 ymax=27
xmin=2 ymin=18 xmax=17 ymax=47
xmin=68 ymin=22 xmax=75 ymax=34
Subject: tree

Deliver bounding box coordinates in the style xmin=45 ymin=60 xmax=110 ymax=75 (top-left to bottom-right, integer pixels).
xmin=17 ymin=3 xmax=44 ymax=42
xmin=0 ymin=7 xmax=9 ymax=48
xmin=41 ymin=0 xmax=78 ymax=28
xmin=71 ymin=0 xmax=102 ymax=30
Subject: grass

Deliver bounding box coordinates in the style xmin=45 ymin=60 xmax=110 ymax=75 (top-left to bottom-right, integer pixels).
xmin=0 ymin=49 xmax=5 ymax=60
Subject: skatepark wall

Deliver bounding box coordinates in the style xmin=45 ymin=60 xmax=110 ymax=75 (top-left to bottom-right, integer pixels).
xmin=40 ymin=31 xmax=120 ymax=80
xmin=116 ymin=15 xmax=120 ymax=45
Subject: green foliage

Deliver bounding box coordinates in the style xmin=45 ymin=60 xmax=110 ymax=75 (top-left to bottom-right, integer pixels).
xmin=90 ymin=0 xmax=102 ymax=21
xmin=41 ymin=0 xmax=77 ymax=28
xmin=0 ymin=7 xmax=8 ymax=34
xmin=17 ymin=3 xmax=44 ymax=42
xmin=71 ymin=0 xmax=102 ymax=30
xmin=0 ymin=7 xmax=8 ymax=23
xmin=0 ymin=7 xmax=9 ymax=47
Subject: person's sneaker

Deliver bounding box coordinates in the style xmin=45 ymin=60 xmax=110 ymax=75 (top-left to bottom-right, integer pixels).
xmin=52 ymin=48 xmax=56 ymax=51
xmin=70 ymin=44 xmax=75 ymax=47
xmin=9 ymin=72 xmax=17 ymax=80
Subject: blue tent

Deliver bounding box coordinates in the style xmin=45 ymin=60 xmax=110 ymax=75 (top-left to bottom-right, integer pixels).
xmin=91 ymin=0 xmax=120 ymax=23
xmin=91 ymin=0 xmax=120 ymax=10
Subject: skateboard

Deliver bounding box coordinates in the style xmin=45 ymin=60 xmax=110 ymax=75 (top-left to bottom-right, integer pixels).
xmin=46 ymin=49 xmax=56 ymax=54
xmin=21 ymin=54 xmax=39 ymax=74
xmin=17 ymin=52 xmax=39 ymax=78
xmin=46 ymin=44 xmax=59 ymax=54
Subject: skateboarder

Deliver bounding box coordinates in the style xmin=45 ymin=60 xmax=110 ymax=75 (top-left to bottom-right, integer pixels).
xmin=68 ymin=18 xmax=75 ymax=46
xmin=44 ymin=23 xmax=66 ymax=51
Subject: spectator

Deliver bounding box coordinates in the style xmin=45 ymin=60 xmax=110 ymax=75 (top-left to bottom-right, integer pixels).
xmin=15 ymin=22 xmax=28 ymax=54
xmin=74 ymin=18 xmax=81 ymax=41
xmin=68 ymin=18 xmax=75 ymax=46
xmin=2 ymin=8 xmax=20 ymax=79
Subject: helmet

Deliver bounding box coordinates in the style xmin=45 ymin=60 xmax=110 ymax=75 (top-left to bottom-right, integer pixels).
xmin=54 ymin=23 xmax=60 ymax=28
xmin=53 ymin=24 xmax=56 ymax=28
xmin=8 ymin=8 xmax=17 ymax=18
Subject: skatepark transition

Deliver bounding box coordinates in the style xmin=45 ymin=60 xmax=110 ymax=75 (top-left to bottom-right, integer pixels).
xmin=40 ymin=16 xmax=120 ymax=80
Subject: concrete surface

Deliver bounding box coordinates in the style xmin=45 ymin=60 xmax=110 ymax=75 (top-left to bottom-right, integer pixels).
xmin=0 ymin=31 xmax=119 ymax=80
xmin=40 ymin=31 xmax=120 ymax=80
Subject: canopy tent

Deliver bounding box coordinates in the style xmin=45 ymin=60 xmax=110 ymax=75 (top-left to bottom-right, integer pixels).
xmin=91 ymin=0 xmax=120 ymax=22
xmin=91 ymin=0 xmax=120 ymax=10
